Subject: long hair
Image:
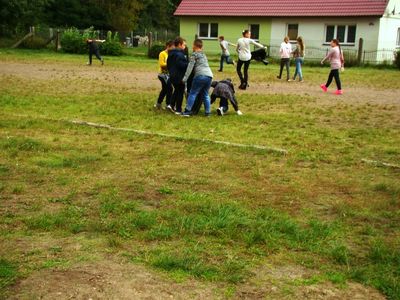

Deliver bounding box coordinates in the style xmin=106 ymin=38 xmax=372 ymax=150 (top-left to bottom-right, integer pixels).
xmin=332 ymin=39 xmax=344 ymax=65
xmin=297 ymin=36 xmax=304 ymax=52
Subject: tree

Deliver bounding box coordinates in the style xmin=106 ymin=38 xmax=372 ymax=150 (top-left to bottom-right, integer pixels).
xmin=0 ymin=0 xmax=53 ymax=34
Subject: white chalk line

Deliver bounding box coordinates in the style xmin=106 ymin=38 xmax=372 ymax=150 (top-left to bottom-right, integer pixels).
xmin=70 ymin=120 xmax=288 ymax=154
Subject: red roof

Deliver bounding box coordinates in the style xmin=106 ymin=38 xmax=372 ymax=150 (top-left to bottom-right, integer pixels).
xmin=175 ymin=0 xmax=388 ymax=17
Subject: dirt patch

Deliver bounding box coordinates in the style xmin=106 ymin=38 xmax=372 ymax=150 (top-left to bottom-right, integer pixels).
xmin=1 ymin=61 xmax=399 ymax=106
xmin=10 ymin=260 xmax=218 ymax=300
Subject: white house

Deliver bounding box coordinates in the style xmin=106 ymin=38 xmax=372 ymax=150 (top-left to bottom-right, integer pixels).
xmin=175 ymin=0 xmax=400 ymax=63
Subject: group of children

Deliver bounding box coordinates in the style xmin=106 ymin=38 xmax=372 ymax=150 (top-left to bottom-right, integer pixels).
xmin=277 ymin=36 xmax=344 ymax=94
xmin=154 ymin=32 xmax=344 ymax=116
xmin=155 ymin=36 xmax=243 ymax=117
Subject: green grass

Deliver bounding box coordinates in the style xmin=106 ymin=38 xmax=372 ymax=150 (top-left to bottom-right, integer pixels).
xmin=0 ymin=49 xmax=399 ymax=299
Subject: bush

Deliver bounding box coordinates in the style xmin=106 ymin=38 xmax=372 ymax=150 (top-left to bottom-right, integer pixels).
xmin=395 ymin=50 xmax=400 ymax=69
xmin=61 ymin=27 xmax=87 ymax=54
xmin=20 ymin=36 xmax=47 ymax=49
xmin=100 ymin=31 xmax=123 ymax=56
xmin=148 ymin=44 xmax=165 ymax=59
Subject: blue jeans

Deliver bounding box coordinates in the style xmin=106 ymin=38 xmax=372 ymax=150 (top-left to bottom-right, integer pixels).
xmin=184 ymin=75 xmax=212 ymax=114
xmin=219 ymin=55 xmax=233 ymax=71
xmin=293 ymin=57 xmax=304 ymax=81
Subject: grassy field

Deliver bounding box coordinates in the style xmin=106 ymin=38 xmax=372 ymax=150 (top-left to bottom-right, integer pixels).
xmin=0 ymin=48 xmax=399 ymax=299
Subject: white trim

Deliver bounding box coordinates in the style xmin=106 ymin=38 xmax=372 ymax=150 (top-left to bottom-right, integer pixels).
xmin=197 ymin=22 xmax=219 ymax=39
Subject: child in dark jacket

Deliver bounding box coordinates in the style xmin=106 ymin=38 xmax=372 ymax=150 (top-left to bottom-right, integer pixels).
xmin=167 ymin=37 xmax=188 ymax=113
xmin=211 ymin=79 xmax=243 ymax=116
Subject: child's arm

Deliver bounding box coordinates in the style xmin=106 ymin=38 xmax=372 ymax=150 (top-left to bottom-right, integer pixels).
xmin=321 ymin=49 xmax=333 ymax=64
xmin=250 ymin=39 xmax=265 ymax=49
xmin=228 ymin=42 xmax=237 ymax=47
xmin=182 ymin=54 xmax=195 ymax=83
xmin=210 ymin=94 xmax=217 ymax=104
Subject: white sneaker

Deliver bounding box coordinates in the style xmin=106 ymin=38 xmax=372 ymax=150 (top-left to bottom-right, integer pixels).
xmin=166 ymin=105 xmax=175 ymax=113
xmin=153 ymin=103 xmax=161 ymax=109
xmin=217 ymin=107 xmax=224 ymax=116
xmin=236 ymin=110 xmax=243 ymax=116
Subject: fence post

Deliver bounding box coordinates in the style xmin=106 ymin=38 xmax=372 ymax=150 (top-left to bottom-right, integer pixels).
xmin=363 ymin=50 xmax=366 ymax=64
xmin=55 ymin=29 xmax=60 ymax=52
xmin=148 ymin=32 xmax=153 ymax=55
xmin=357 ymin=38 xmax=364 ymax=65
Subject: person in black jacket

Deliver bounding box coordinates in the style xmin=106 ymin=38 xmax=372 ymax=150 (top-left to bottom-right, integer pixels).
xmin=211 ymin=79 xmax=243 ymax=116
xmin=86 ymin=39 xmax=105 ymax=66
xmin=166 ymin=37 xmax=188 ymax=113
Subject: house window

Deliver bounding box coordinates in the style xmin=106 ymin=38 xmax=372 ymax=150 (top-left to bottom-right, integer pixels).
xmin=198 ymin=23 xmax=218 ymax=39
xmin=287 ymin=24 xmax=298 ymax=41
xmin=249 ymin=24 xmax=260 ymax=40
xmin=397 ymin=28 xmax=400 ymax=47
xmin=325 ymin=25 xmax=357 ymax=44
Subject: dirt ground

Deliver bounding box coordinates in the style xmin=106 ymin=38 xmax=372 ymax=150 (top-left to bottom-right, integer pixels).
xmin=1 ymin=60 xmax=394 ymax=299
xmin=9 ymin=259 xmax=385 ymax=300
xmin=1 ymin=61 xmax=399 ymax=106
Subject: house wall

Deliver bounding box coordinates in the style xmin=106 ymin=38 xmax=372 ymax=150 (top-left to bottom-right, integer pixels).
xmin=270 ymin=17 xmax=381 ymax=60
xmin=377 ymin=0 xmax=400 ymax=53
xmin=179 ymin=17 xmax=271 ymax=54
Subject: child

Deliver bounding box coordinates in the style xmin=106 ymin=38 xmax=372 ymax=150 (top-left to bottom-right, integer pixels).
xmin=277 ymin=36 xmax=292 ymax=81
xmin=154 ymin=40 xmax=174 ymax=109
xmin=181 ymin=39 xmax=213 ymax=117
xmin=236 ymin=30 xmax=266 ymax=90
xmin=320 ymin=39 xmax=344 ymax=95
xmin=167 ymin=37 xmax=188 ymax=113
xmin=211 ymin=79 xmax=243 ymax=116
xmin=293 ymin=36 xmax=305 ymax=82
xmin=218 ymin=36 xmax=236 ymax=72
xmin=86 ymin=39 xmax=105 ymax=66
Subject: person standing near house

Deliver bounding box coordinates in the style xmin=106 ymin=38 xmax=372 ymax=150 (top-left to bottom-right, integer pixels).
xmin=86 ymin=38 xmax=105 ymax=66
xmin=277 ymin=36 xmax=292 ymax=81
xmin=180 ymin=39 xmax=213 ymax=117
xmin=154 ymin=40 xmax=174 ymax=109
xmin=236 ymin=29 xmax=266 ymax=90
xmin=167 ymin=37 xmax=188 ymax=113
xmin=218 ymin=36 xmax=236 ymax=72
xmin=292 ymin=36 xmax=305 ymax=82
xmin=320 ymin=39 xmax=344 ymax=95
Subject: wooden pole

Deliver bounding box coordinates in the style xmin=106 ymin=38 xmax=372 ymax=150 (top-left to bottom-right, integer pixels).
xmin=148 ymin=32 xmax=153 ymax=55
xmin=357 ymin=38 xmax=364 ymax=65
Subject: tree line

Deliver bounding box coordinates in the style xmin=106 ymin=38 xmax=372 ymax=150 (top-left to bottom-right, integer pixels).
xmin=0 ymin=0 xmax=181 ymax=35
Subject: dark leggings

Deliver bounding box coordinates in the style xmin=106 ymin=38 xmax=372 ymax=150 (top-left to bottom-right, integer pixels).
xmin=279 ymin=58 xmax=290 ymax=80
xmin=157 ymin=75 xmax=172 ymax=105
xmin=89 ymin=49 xmax=102 ymax=64
xmin=326 ymin=69 xmax=342 ymax=90
xmin=237 ymin=59 xmax=251 ymax=85
xmin=171 ymin=82 xmax=185 ymax=112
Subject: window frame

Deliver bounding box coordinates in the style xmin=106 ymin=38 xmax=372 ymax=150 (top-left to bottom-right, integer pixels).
xmin=287 ymin=23 xmax=299 ymax=42
xmin=324 ymin=24 xmax=357 ymax=45
xmin=397 ymin=28 xmax=400 ymax=48
xmin=197 ymin=23 xmax=219 ymax=40
xmin=249 ymin=24 xmax=260 ymax=41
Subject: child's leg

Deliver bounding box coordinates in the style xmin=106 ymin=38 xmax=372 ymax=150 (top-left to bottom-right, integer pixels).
xmin=88 ymin=50 xmax=93 ymax=65
xmin=201 ymin=78 xmax=212 ymax=114
xmin=237 ymin=60 xmax=244 ymax=84
xmin=165 ymin=79 xmax=173 ymax=106
xmin=219 ymin=97 xmax=229 ymax=113
xmin=184 ymin=78 xmax=202 ymax=112
xmin=219 ymin=55 xmax=224 ymax=71
xmin=333 ymin=69 xmax=342 ymax=90
xmin=175 ymin=83 xmax=185 ymax=112
xmin=293 ymin=60 xmax=298 ymax=80
xmin=285 ymin=59 xmax=290 ymax=80
xmin=95 ymin=49 xmax=102 ymax=62
xmin=157 ymin=75 xmax=167 ymax=104
xmin=298 ymin=58 xmax=303 ymax=81
xmin=229 ymin=96 xmax=239 ymax=111
xmin=278 ymin=59 xmax=284 ymax=78
xmin=227 ymin=56 xmax=234 ymax=65
xmin=325 ymin=70 xmax=335 ymax=88
xmin=243 ymin=60 xmax=250 ymax=84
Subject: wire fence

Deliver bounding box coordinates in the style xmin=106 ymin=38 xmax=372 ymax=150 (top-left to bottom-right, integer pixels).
xmin=266 ymin=45 xmax=398 ymax=65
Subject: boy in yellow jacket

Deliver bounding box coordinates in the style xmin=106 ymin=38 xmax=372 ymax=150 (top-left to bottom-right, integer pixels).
xmin=154 ymin=40 xmax=174 ymax=109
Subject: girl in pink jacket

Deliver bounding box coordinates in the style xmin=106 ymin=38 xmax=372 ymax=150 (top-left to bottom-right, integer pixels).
xmin=320 ymin=39 xmax=344 ymax=95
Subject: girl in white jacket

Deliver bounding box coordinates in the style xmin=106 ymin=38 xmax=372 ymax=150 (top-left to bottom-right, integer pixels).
xmin=236 ymin=29 xmax=265 ymax=90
